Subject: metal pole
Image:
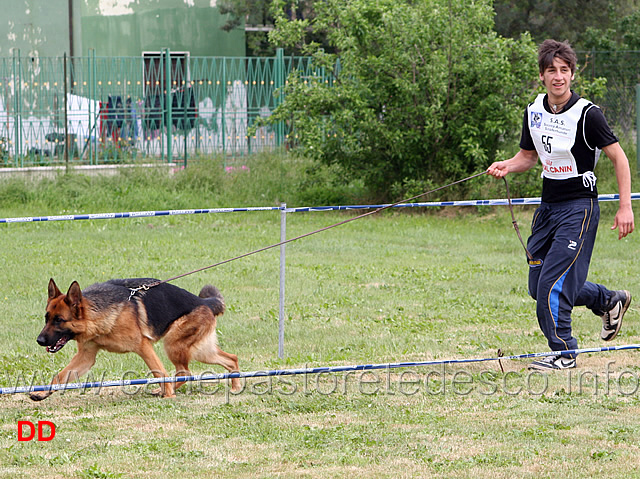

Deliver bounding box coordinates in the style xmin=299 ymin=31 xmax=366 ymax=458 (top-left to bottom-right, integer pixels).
xmin=63 ymin=52 xmax=69 ymax=170
xmin=164 ymin=47 xmax=172 ymax=163
xmin=90 ymin=48 xmax=95 ymax=165
xmin=275 ymin=48 xmax=285 ymax=147
xmin=636 ymin=84 xmax=640 ymax=174
xmin=278 ymin=202 xmax=287 ymax=359
xmin=164 ymin=48 xmax=173 ymax=163
xmin=13 ymin=49 xmax=21 ymax=167
xmin=183 ymin=73 xmax=187 ymax=168
xmin=222 ymin=58 xmax=226 ymax=162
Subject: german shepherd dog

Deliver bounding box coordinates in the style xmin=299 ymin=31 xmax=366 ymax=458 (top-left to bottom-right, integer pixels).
xmin=31 ymin=278 xmax=240 ymax=401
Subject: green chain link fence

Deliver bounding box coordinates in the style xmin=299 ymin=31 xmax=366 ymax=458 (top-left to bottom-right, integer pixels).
xmin=0 ymin=48 xmax=331 ymax=167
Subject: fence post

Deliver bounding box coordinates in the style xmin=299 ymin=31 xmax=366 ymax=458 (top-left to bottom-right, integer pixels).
xmin=164 ymin=47 xmax=172 ymax=163
xmin=90 ymin=48 xmax=96 ymax=165
xmin=274 ymin=48 xmax=285 ymax=148
xmin=63 ymin=53 xmax=69 ymax=170
xmin=278 ymin=202 xmax=287 ymax=359
xmin=12 ymin=49 xmax=21 ymax=166
xmin=636 ymin=84 xmax=639 ymax=174
xmin=88 ymin=49 xmax=92 ymax=165
xmin=221 ymin=58 xmax=226 ymax=160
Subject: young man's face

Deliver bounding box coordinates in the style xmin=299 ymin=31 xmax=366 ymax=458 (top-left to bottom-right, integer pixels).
xmin=539 ymin=57 xmax=574 ymax=102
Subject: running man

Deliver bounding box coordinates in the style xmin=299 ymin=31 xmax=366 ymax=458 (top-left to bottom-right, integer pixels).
xmin=487 ymin=39 xmax=634 ymax=370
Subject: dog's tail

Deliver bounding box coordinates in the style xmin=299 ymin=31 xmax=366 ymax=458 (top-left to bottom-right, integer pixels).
xmin=199 ymin=285 xmax=225 ymax=316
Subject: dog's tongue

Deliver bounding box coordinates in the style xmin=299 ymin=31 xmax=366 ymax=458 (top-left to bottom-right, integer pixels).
xmin=47 ymin=337 xmax=69 ymax=353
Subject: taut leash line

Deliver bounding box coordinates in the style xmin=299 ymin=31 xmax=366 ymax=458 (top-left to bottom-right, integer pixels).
xmin=130 ymin=171 xmax=528 ymax=296
xmin=129 ymin=171 xmax=489 ymax=296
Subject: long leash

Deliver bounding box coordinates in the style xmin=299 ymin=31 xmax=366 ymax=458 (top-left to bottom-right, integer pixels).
xmin=129 ymin=170 xmax=529 ymax=298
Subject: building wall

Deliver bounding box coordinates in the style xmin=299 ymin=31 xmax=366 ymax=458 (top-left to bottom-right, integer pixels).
xmin=1 ymin=0 xmax=69 ymax=57
xmin=0 ymin=0 xmax=245 ymax=58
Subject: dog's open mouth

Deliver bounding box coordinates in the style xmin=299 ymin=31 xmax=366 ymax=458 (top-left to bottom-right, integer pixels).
xmin=47 ymin=336 xmax=70 ymax=353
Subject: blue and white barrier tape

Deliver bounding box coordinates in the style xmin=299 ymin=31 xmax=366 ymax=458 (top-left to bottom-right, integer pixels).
xmin=0 ymin=206 xmax=280 ymax=224
xmin=287 ymin=193 xmax=640 ymax=213
xmin=3 ymin=343 xmax=639 ymax=395
xmin=2 ymin=193 xmax=638 ymax=224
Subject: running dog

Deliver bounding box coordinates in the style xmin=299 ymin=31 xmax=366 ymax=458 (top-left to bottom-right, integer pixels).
xmin=31 ymin=278 xmax=240 ymax=401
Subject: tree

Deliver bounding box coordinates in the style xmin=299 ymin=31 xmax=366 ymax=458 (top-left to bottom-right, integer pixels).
xmin=218 ymin=0 xmax=275 ymax=56
xmin=491 ymin=1 xmax=640 ymax=137
xmin=493 ymin=0 xmax=640 ymax=49
xmin=218 ymin=0 xmax=320 ymax=56
xmin=577 ymin=9 xmax=640 ymax=134
xmin=263 ymin=0 xmax=538 ymax=197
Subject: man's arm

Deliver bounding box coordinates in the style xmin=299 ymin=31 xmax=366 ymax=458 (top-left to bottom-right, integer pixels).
xmin=602 ymin=142 xmax=635 ymax=239
xmin=487 ymin=149 xmax=538 ymax=178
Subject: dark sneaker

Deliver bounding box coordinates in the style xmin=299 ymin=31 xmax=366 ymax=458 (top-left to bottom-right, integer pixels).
xmin=601 ymin=290 xmax=631 ymax=341
xmin=528 ymin=355 xmax=576 ymax=371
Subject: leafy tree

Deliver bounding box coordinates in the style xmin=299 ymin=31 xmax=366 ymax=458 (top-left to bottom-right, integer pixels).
xmin=493 ymin=0 xmax=615 ymax=46
xmin=581 ymin=9 xmax=640 ymax=52
xmin=577 ymin=9 xmax=640 ymax=134
xmin=492 ymin=1 xmax=640 ymax=137
xmin=218 ymin=0 xmax=320 ymax=56
xmin=493 ymin=0 xmax=640 ymax=47
xmin=263 ymin=0 xmax=538 ymax=197
xmin=218 ymin=0 xmax=275 ymax=56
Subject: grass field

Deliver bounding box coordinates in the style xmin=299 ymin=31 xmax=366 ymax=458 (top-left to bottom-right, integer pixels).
xmin=0 ymin=156 xmax=639 ymax=478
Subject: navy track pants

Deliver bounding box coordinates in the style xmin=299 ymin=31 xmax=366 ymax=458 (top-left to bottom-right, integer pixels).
xmin=527 ymin=199 xmax=613 ymax=357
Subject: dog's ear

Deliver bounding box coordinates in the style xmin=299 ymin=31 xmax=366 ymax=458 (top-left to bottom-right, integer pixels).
xmin=66 ymin=281 xmax=83 ymax=307
xmin=48 ymin=278 xmax=62 ymax=300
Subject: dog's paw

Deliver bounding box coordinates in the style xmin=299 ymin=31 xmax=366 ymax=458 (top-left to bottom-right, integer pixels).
xmin=231 ymin=378 xmax=242 ymax=393
xmin=29 ymin=391 xmax=51 ymax=401
xmin=151 ymin=385 xmax=175 ymax=398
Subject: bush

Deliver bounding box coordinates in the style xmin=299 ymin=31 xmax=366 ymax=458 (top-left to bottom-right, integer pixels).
xmin=266 ymin=0 xmax=538 ymax=199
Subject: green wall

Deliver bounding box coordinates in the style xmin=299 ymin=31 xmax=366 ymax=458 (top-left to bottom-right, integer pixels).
xmin=0 ymin=0 xmax=69 ymax=57
xmin=79 ymin=0 xmax=245 ymax=57
xmin=0 ymin=0 xmax=245 ymax=58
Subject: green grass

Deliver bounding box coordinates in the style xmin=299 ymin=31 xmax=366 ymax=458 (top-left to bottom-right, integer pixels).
xmin=0 ymin=153 xmax=639 ymax=478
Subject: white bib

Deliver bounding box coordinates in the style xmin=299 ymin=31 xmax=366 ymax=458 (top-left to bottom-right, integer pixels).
xmin=527 ymin=94 xmax=599 ymax=188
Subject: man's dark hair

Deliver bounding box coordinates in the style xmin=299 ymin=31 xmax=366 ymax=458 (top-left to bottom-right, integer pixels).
xmin=538 ymin=39 xmax=577 ymax=74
